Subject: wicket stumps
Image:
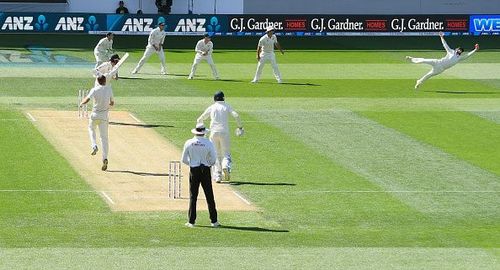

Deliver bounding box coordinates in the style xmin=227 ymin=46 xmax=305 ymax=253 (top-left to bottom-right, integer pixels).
xmin=78 ymin=89 xmax=89 ymax=118
xmin=168 ymin=161 xmax=182 ymax=199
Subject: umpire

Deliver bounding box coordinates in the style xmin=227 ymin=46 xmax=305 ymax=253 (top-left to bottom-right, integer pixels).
xmin=181 ymin=123 xmax=220 ymax=228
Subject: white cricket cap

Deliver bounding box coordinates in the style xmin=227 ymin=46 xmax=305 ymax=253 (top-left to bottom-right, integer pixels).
xmin=265 ymin=26 xmax=275 ymax=33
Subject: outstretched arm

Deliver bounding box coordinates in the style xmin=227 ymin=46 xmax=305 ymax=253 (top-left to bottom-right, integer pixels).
xmin=439 ymin=32 xmax=454 ymax=54
xmin=197 ymin=106 xmax=211 ymax=124
xmin=461 ymin=44 xmax=479 ymax=61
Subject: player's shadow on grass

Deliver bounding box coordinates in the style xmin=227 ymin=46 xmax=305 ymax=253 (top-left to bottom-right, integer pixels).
xmin=425 ymin=90 xmax=498 ymax=95
xmin=228 ymin=181 xmax=296 ymax=186
xmin=197 ymin=225 xmax=289 ymax=233
xmin=109 ymin=122 xmax=174 ymax=128
xmin=107 ymin=170 xmax=170 ymax=177
xmin=195 ymin=78 xmax=245 ymax=83
xmin=258 ymin=81 xmax=321 ymax=86
xmin=116 ymin=77 xmax=151 ymax=80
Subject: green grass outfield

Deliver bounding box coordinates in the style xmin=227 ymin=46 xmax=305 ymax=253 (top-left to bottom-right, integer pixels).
xmin=0 ymin=48 xmax=499 ymax=269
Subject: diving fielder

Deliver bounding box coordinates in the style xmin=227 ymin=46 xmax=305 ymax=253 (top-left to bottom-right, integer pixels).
xmin=93 ymin=32 xmax=114 ymax=68
xmin=407 ymin=32 xmax=479 ymax=89
xmin=79 ymin=75 xmax=114 ymax=171
xmin=197 ymin=91 xmax=243 ymax=183
xmin=251 ymin=26 xmax=284 ymax=84
xmin=188 ymin=34 xmax=219 ymax=80
xmin=132 ymin=22 xmax=167 ymax=75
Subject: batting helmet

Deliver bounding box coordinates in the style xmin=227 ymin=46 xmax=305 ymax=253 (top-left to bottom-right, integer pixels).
xmin=214 ymin=91 xmax=224 ymax=101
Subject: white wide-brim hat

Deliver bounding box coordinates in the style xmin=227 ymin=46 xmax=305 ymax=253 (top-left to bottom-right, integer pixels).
xmin=265 ymin=26 xmax=275 ymax=33
xmin=191 ymin=123 xmax=209 ymax=135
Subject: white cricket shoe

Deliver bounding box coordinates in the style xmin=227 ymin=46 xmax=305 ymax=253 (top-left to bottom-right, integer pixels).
xmin=277 ymin=79 xmax=282 ymax=84
xmin=91 ymin=146 xmax=98 ymax=156
xmin=405 ymin=56 xmax=412 ymax=61
xmin=187 ymin=76 xmax=193 ymax=80
xmin=250 ymin=80 xmax=258 ymax=83
xmin=215 ymin=77 xmax=220 ymax=80
xmin=215 ymin=176 xmax=222 ymax=183
xmin=211 ymin=222 xmax=221 ymax=228
xmin=414 ymin=80 xmax=422 ymax=89
xmin=185 ymin=222 xmax=195 ymax=228
xmin=223 ymin=168 xmax=231 ymax=182
xmin=131 ymin=69 xmax=138 ymax=74
xmin=160 ymin=71 xmax=167 ymax=75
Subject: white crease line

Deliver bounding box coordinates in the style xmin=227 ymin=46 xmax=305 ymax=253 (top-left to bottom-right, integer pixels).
xmin=26 ymin=112 xmax=36 ymax=122
xmin=232 ymin=191 xmax=252 ymax=205
xmin=128 ymin=113 xmax=143 ymax=124
xmin=101 ymin=191 xmax=115 ymax=205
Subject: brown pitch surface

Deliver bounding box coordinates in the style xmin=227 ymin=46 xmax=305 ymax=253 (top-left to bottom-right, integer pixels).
xmin=27 ymin=110 xmax=255 ymax=212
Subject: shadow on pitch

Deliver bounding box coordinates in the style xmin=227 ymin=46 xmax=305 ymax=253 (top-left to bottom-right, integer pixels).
xmin=109 ymin=122 xmax=174 ymax=128
xmin=193 ymin=78 xmax=245 ymax=83
xmin=257 ymin=81 xmax=321 ymax=86
xmin=107 ymin=170 xmax=170 ymax=177
xmin=197 ymin=225 xmax=289 ymax=233
xmin=229 ymin=181 xmax=296 ymax=186
xmin=115 ymin=76 xmax=151 ymax=80
xmin=426 ymin=90 xmax=499 ymax=95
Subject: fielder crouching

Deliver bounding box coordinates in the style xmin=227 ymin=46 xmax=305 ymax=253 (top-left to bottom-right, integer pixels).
xmin=79 ymin=75 xmax=115 ymax=171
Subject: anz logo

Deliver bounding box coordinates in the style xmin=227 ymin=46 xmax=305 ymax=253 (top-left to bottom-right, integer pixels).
xmin=1 ymin=16 xmax=35 ymax=31
xmin=55 ymin=16 xmax=86 ymax=31
xmin=121 ymin=18 xmax=155 ymax=32
xmin=174 ymin=18 xmax=206 ymax=32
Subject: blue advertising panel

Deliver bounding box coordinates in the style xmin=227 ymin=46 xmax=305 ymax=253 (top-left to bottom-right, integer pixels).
xmin=470 ymin=15 xmax=500 ymax=35
xmin=0 ymin=12 xmax=105 ymax=33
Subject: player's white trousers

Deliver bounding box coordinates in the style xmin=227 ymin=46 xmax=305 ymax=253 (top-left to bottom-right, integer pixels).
xmin=134 ymin=46 xmax=166 ymax=73
xmin=411 ymin=57 xmax=444 ymax=84
xmin=253 ymin=53 xmax=281 ymax=82
xmin=189 ymin=55 xmax=219 ymax=78
xmin=209 ymin=132 xmax=231 ymax=179
xmin=88 ymin=114 xmax=109 ymax=160
xmin=94 ymin=52 xmax=108 ymax=69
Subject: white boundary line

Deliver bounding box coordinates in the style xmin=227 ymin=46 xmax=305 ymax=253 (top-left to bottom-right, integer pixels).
xmin=25 ymin=112 xmax=36 ymax=122
xmin=232 ymin=191 xmax=252 ymax=205
xmin=100 ymin=191 xmax=115 ymax=205
xmin=128 ymin=113 xmax=143 ymax=124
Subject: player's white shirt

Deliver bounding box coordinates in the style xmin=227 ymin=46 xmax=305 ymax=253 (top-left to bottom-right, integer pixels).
xmin=258 ymin=34 xmax=278 ymax=54
xmin=181 ymin=136 xmax=217 ymax=167
xmin=87 ymin=84 xmax=114 ymax=119
xmin=195 ymin=39 xmax=213 ymax=56
xmin=436 ymin=38 xmax=476 ymax=70
xmin=93 ymin=62 xmax=117 ymax=86
xmin=147 ymin=27 xmax=166 ymax=48
xmin=197 ymin=101 xmax=242 ymax=134
xmin=94 ymin=37 xmax=113 ymax=54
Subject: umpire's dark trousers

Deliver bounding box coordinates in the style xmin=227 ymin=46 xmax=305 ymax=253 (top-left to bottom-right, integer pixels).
xmin=188 ymin=165 xmax=218 ymax=224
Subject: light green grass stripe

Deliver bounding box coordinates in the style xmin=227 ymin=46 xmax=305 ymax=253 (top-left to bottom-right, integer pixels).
xmin=257 ymin=110 xmax=500 ymax=219
xmin=2 ymin=63 xmax=499 ymax=79
xmin=0 ymin=248 xmax=498 ymax=270
xmin=473 ymin=111 xmax=500 ymax=125
xmin=2 ymin=97 xmax=500 ymax=112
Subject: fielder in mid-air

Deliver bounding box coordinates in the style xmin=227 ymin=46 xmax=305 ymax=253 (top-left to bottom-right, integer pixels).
xmin=79 ymin=75 xmax=114 ymax=171
xmin=251 ymin=26 xmax=284 ymax=84
xmin=93 ymin=32 xmax=114 ymax=69
xmin=407 ymin=32 xmax=479 ymax=89
xmin=132 ymin=22 xmax=167 ymax=75
xmin=188 ymin=33 xmax=219 ymax=80
xmin=197 ymin=91 xmax=243 ymax=183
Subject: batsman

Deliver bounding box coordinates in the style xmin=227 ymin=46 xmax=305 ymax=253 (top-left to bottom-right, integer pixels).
xmin=197 ymin=91 xmax=244 ymax=183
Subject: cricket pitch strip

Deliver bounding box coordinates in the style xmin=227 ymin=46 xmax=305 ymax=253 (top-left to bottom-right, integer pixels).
xmin=27 ymin=110 xmax=256 ymax=212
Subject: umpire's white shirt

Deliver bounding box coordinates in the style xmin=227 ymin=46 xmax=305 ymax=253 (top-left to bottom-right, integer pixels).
xmin=147 ymin=27 xmax=166 ymax=48
xmin=182 ymin=136 xmax=217 ymax=167
xmin=94 ymin=37 xmax=113 ymax=54
xmin=87 ymin=84 xmax=114 ymax=120
xmin=258 ymin=34 xmax=277 ymax=54
xmin=195 ymin=39 xmax=213 ymax=56
xmin=197 ymin=101 xmax=242 ymax=134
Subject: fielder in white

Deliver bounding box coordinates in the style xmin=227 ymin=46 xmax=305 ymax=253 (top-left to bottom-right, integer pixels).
xmin=80 ymin=76 xmax=114 ymax=171
xmin=197 ymin=91 xmax=243 ymax=183
xmin=132 ymin=22 xmax=167 ymax=75
xmin=188 ymin=33 xmax=219 ymax=80
xmin=407 ymin=32 xmax=479 ymax=89
xmin=93 ymin=54 xmax=120 ymax=87
xmin=93 ymin=32 xmax=114 ymax=69
xmin=251 ymin=26 xmax=284 ymax=84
